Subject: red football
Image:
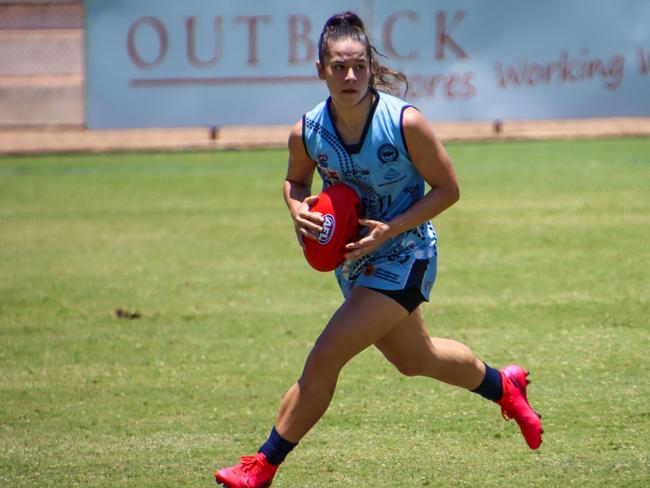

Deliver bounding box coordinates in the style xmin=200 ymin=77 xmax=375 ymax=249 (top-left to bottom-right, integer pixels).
xmin=303 ymin=183 xmax=362 ymax=272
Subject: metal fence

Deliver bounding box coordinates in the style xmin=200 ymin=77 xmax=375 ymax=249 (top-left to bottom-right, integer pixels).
xmin=0 ymin=0 xmax=84 ymax=126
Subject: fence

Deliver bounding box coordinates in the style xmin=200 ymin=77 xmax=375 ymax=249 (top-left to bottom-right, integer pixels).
xmin=0 ymin=0 xmax=83 ymax=126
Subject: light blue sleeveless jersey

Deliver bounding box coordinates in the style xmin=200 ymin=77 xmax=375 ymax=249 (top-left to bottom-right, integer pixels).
xmin=302 ymin=89 xmax=438 ymax=301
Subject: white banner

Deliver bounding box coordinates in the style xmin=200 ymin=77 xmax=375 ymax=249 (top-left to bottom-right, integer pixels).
xmin=85 ymin=0 xmax=650 ymax=128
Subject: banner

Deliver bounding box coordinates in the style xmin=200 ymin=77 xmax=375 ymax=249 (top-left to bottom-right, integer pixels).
xmin=85 ymin=0 xmax=650 ymax=128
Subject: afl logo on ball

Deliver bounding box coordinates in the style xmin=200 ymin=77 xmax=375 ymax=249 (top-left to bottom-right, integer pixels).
xmin=378 ymin=144 xmax=399 ymax=164
xmin=318 ymin=214 xmax=336 ymax=244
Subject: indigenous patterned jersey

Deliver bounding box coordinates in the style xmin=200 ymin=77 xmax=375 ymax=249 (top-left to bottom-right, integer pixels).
xmin=302 ymin=89 xmax=438 ymax=300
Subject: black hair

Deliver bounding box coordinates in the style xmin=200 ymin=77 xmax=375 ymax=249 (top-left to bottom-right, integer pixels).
xmin=318 ymin=11 xmax=408 ymax=96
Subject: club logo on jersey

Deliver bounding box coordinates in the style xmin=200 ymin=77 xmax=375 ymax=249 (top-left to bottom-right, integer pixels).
xmin=318 ymin=214 xmax=336 ymax=245
xmin=378 ymin=144 xmax=399 ymax=164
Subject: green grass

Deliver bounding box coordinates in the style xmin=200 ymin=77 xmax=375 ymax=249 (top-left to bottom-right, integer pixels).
xmin=1 ymin=138 xmax=649 ymax=487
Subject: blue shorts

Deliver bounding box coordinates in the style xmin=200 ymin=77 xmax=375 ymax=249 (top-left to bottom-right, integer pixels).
xmin=336 ymin=244 xmax=438 ymax=313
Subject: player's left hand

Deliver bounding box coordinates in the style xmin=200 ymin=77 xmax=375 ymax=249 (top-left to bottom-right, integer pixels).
xmin=344 ymin=219 xmax=390 ymax=260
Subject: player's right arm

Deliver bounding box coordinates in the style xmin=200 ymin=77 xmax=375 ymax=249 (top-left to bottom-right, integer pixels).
xmin=284 ymin=119 xmax=324 ymax=247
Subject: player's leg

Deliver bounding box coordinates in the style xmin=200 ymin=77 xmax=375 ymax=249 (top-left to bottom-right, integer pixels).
xmin=274 ymin=285 xmax=409 ymax=442
xmin=374 ymin=309 xmax=543 ymax=449
xmin=215 ymin=286 xmax=409 ymax=487
xmin=374 ymin=308 xmax=485 ymax=388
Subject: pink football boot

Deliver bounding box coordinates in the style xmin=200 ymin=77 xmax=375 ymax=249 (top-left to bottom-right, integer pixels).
xmin=215 ymin=452 xmax=278 ymax=488
xmin=497 ymin=365 xmax=544 ymax=449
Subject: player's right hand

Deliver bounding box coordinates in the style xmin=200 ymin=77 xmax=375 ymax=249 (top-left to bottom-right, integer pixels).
xmin=291 ymin=195 xmax=325 ymax=248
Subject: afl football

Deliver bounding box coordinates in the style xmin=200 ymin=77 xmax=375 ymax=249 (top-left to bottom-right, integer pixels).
xmin=303 ymin=183 xmax=362 ymax=272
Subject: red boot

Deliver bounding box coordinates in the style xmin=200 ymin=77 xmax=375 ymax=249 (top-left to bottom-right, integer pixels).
xmin=215 ymin=452 xmax=278 ymax=488
xmin=497 ymin=365 xmax=544 ymax=449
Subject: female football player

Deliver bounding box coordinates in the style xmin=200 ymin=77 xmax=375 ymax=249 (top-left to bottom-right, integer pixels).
xmin=215 ymin=11 xmax=542 ymax=487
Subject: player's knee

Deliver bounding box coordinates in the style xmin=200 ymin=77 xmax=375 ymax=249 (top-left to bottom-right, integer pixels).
xmin=301 ymin=342 xmax=344 ymax=381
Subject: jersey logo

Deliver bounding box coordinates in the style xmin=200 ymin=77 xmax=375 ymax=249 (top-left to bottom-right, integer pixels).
xmin=317 ymin=154 xmax=328 ymax=163
xmin=378 ymin=144 xmax=399 ymax=164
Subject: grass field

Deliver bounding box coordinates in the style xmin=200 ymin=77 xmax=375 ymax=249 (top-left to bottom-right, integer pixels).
xmin=1 ymin=138 xmax=649 ymax=487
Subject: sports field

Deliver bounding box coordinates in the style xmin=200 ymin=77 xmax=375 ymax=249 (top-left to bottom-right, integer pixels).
xmin=1 ymin=138 xmax=648 ymax=487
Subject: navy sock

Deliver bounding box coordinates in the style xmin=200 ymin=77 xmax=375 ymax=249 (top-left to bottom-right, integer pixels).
xmin=258 ymin=426 xmax=298 ymax=466
xmin=471 ymin=363 xmax=503 ymax=401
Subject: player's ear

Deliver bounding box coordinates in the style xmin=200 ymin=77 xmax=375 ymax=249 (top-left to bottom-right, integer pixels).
xmin=316 ymin=61 xmax=325 ymax=80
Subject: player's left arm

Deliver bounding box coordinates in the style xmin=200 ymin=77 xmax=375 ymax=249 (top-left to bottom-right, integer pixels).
xmin=345 ymin=107 xmax=459 ymax=259
xmin=386 ymin=106 xmax=460 ymax=232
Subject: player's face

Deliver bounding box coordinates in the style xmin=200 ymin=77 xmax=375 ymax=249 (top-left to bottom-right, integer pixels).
xmin=318 ymin=39 xmax=371 ymax=107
